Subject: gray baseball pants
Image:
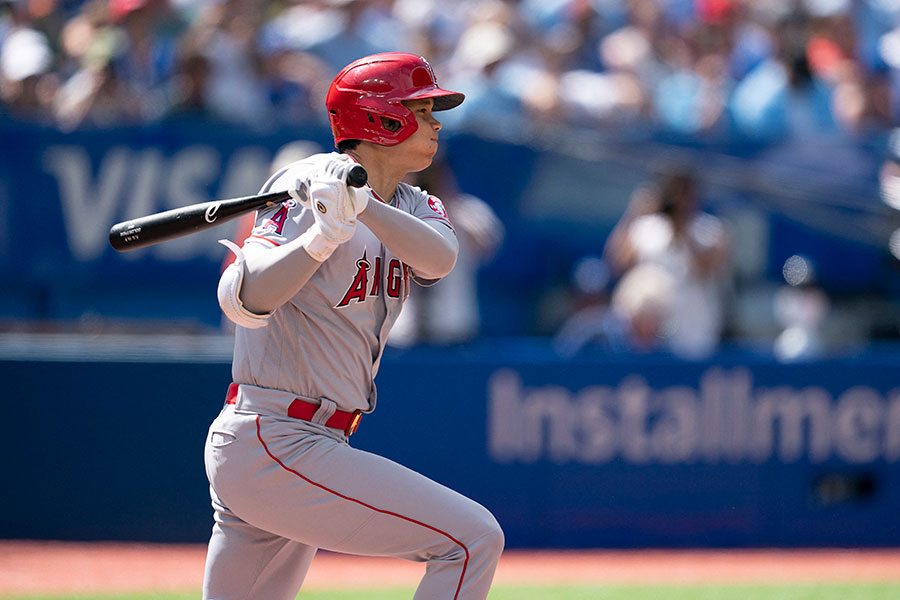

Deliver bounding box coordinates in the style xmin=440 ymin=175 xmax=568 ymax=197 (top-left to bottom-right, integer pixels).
xmin=202 ymin=400 xmax=504 ymax=599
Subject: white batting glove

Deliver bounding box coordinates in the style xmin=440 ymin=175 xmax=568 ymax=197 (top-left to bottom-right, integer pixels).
xmin=287 ymin=158 xmax=367 ymax=262
xmin=346 ymin=183 xmax=368 ymax=217
xmin=322 ymin=156 xmax=369 ymax=217
xmin=308 ymin=179 xmax=356 ymax=241
xmin=285 ymin=174 xmax=357 ymax=240
xmin=286 ymin=157 xmax=369 ymax=217
xmin=294 ymin=178 xmax=356 ymax=262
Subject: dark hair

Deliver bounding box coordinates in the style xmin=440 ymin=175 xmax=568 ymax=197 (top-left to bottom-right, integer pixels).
xmin=337 ymin=139 xmax=360 ymax=153
xmin=657 ymin=166 xmax=696 ymax=215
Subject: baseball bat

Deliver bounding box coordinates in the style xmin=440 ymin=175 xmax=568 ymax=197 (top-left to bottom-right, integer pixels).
xmin=109 ymin=164 xmax=367 ymax=252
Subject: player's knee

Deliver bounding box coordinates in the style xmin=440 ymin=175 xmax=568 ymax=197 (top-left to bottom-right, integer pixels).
xmin=473 ymin=511 xmax=505 ymax=561
xmin=460 ymin=504 xmax=504 ymax=565
xmin=431 ymin=506 xmax=504 ymax=564
xmin=489 ymin=518 xmax=505 ymax=556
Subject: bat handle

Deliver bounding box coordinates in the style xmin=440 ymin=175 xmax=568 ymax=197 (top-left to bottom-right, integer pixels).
xmin=347 ymin=164 xmax=367 ymax=189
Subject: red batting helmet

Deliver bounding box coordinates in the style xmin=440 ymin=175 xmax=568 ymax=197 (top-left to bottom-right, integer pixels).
xmin=326 ymin=52 xmax=465 ymax=146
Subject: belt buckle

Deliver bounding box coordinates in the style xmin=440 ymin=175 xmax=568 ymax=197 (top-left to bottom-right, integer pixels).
xmin=345 ymin=410 xmax=362 ymax=436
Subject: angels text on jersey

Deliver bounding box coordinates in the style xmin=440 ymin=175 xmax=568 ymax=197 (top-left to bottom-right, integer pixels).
xmin=337 ymin=250 xmax=411 ymax=308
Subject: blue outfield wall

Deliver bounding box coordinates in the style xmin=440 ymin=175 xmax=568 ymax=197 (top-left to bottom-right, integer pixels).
xmin=2 ymin=341 xmax=899 ymax=548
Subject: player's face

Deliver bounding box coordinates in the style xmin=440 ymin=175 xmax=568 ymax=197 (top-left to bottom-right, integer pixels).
xmin=395 ymin=98 xmax=441 ymax=171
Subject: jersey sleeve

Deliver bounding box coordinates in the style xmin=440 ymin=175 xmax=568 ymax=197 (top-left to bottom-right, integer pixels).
xmin=408 ymin=185 xmax=455 ymax=234
xmin=403 ymin=184 xmax=457 ymax=286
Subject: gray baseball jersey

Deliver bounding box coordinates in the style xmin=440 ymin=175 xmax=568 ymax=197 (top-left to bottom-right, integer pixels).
xmin=202 ymin=152 xmax=504 ymax=600
xmin=233 ymin=152 xmax=453 ymax=413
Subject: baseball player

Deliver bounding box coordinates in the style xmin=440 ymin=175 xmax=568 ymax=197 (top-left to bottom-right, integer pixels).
xmin=203 ymin=52 xmax=504 ymax=600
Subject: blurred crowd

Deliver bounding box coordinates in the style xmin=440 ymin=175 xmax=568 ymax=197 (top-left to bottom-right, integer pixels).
xmin=4 ymin=0 xmax=900 ymax=359
xmin=2 ymin=0 xmax=900 ymax=138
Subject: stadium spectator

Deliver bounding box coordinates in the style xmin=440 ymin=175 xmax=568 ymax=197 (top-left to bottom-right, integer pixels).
xmin=186 ymin=0 xmax=271 ymax=128
xmin=0 ymin=25 xmax=55 ymax=122
xmin=773 ymin=254 xmax=831 ymax=362
xmin=604 ymin=164 xmax=732 ymax=359
xmin=105 ymin=0 xmax=183 ymax=121
xmin=162 ymin=32 xmax=214 ymax=122
xmin=551 ymin=256 xmax=630 ymax=356
xmin=53 ymin=30 xmax=147 ymax=129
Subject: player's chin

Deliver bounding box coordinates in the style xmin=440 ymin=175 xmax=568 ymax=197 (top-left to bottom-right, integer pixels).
xmin=412 ymin=145 xmax=438 ymax=170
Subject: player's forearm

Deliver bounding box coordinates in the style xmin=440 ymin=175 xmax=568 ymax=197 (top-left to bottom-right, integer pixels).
xmin=238 ymin=239 xmax=323 ymax=314
xmin=359 ymin=200 xmax=459 ymax=279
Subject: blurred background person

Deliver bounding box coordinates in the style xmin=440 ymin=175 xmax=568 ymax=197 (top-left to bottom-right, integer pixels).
xmin=104 ymin=0 xmax=185 ymax=122
xmin=302 ymin=0 xmax=402 ymax=73
xmin=51 ymin=0 xmax=161 ymax=129
xmin=439 ymin=17 xmax=523 ymax=130
xmin=0 ymin=22 xmax=56 ymax=122
xmin=551 ymin=255 xmax=631 ymax=356
xmin=604 ymin=164 xmax=732 ymax=359
xmin=162 ymin=31 xmax=214 ymax=122
xmin=181 ymin=0 xmax=271 ymax=129
xmin=608 ymin=261 xmax=676 ymax=353
xmin=773 ymin=254 xmax=831 ymax=362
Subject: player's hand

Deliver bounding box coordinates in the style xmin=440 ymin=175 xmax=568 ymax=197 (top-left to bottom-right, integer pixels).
xmin=322 ymin=156 xmax=369 ymax=217
xmin=307 ymin=178 xmax=357 ymax=244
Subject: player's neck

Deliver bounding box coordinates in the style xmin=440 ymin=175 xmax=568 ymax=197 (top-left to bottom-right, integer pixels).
xmin=345 ymin=149 xmax=402 ymax=203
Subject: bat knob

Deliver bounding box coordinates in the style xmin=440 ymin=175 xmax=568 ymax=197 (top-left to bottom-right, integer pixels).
xmin=347 ymin=165 xmax=367 ymax=189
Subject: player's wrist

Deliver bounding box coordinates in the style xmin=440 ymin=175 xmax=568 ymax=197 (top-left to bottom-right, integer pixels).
xmin=299 ymin=222 xmax=340 ymax=261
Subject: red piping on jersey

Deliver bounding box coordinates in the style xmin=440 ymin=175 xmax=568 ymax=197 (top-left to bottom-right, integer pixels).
xmin=247 ymin=234 xmax=281 ymax=246
xmin=370 ymin=188 xmax=387 ymax=204
xmin=254 ymin=415 xmax=470 ymax=598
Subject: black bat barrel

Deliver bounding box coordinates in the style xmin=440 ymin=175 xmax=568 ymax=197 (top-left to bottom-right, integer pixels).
xmin=108 ymin=164 xmax=367 ymax=252
xmin=108 ymin=191 xmax=290 ymax=252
